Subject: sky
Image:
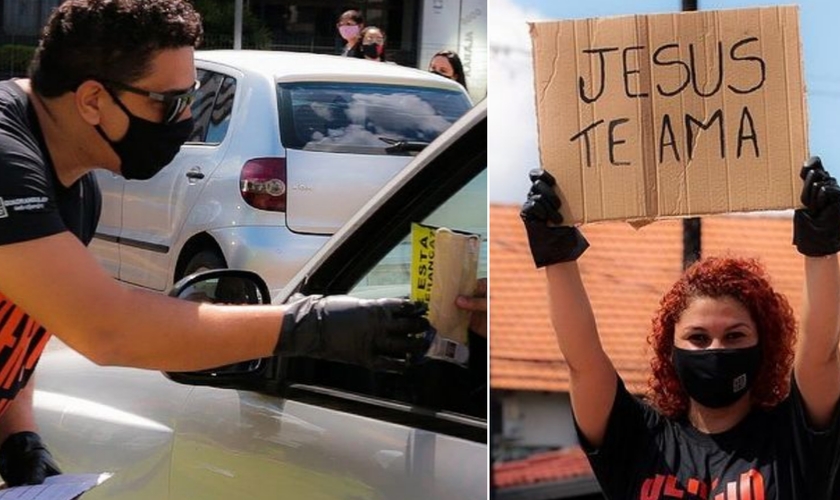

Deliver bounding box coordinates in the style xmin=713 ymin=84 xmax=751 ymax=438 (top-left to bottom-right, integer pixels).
xmin=488 ymin=0 xmax=840 ymax=203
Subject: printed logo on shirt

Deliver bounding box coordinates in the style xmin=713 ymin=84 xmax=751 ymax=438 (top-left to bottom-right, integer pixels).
xmin=1 ymin=196 xmax=48 ymax=214
xmin=640 ymin=469 xmax=765 ymax=500
xmin=0 ymin=198 xmax=6 ymax=219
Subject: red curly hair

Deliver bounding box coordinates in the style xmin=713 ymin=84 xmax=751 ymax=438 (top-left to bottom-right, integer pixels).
xmin=647 ymin=256 xmax=796 ymax=417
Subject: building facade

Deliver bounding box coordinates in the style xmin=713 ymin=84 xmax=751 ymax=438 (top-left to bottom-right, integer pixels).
xmin=0 ymin=0 xmax=486 ymax=102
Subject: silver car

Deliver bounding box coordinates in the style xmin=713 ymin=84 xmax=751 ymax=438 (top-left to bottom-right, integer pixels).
xmin=35 ymin=101 xmax=488 ymax=499
xmin=91 ymin=50 xmax=472 ymax=294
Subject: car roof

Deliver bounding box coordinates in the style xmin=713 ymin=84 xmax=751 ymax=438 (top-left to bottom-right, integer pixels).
xmin=195 ymin=50 xmax=466 ymax=92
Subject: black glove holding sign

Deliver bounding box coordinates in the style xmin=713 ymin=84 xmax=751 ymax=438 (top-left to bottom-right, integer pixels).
xmin=277 ymin=296 xmax=430 ymax=370
xmin=0 ymin=431 xmax=61 ymax=486
xmin=520 ymin=169 xmax=590 ymax=268
xmin=794 ymin=156 xmax=840 ymax=257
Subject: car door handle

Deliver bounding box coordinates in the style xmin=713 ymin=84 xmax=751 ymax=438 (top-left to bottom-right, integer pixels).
xmin=186 ymin=168 xmax=205 ymax=180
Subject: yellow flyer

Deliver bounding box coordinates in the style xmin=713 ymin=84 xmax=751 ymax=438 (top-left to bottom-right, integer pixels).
xmin=409 ymin=222 xmax=480 ymax=365
xmin=410 ymin=222 xmax=437 ymax=305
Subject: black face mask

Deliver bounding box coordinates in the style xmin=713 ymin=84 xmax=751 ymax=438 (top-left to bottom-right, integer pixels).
xmin=95 ymin=89 xmax=194 ymax=181
xmin=430 ymin=70 xmax=453 ymax=80
xmin=362 ymin=43 xmax=381 ymax=59
xmin=672 ymin=345 xmax=762 ymax=409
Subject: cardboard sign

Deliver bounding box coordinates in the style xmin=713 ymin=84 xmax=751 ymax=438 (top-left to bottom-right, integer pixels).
xmin=530 ymin=6 xmax=808 ymax=224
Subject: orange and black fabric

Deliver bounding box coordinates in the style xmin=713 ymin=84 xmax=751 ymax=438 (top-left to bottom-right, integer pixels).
xmin=0 ymin=295 xmax=50 ymax=415
xmin=575 ymin=377 xmax=840 ymax=500
xmin=0 ymin=80 xmax=101 ymax=416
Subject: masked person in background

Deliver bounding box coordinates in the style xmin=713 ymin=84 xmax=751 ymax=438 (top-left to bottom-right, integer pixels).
xmin=359 ymin=26 xmax=387 ymax=62
xmin=520 ymin=157 xmax=840 ymax=500
xmin=0 ymin=0 xmax=429 ymax=487
xmin=428 ymin=50 xmax=467 ymax=91
xmin=336 ymin=9 xmax=364 ymax=58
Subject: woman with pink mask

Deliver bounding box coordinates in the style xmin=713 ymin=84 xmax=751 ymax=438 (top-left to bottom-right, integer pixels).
xmin=336 ymin=9 xmax=364 ymax=58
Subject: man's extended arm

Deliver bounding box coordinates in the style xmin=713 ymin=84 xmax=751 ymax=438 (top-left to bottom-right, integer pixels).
xmin=0 ymin=232 xmax=428 ymax=372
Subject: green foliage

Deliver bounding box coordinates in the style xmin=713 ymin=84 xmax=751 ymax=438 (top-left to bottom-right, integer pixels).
xmin=0 ymin=45 xmax=36 ymax=77
xmin=193 ymin=0 xmax=272 ymax=50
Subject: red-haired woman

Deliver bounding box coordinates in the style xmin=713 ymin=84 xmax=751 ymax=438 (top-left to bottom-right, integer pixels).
xmin=520 ymin=157 xmax=840 ymax=500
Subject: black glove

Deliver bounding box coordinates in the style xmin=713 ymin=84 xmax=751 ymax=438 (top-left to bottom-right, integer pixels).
xmin=793 ymin=156 xmax=840 ymax=257
xmin=520 ymin=169 xmax=589 ymax=268
xmin=276 ymin=295 xmax=431 ymax=369
xmin=0 ymin=431 xmax=61 ymax=486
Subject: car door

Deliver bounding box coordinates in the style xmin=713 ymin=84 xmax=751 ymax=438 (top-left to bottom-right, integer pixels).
xmin=167 ymin=103 xmax=487 ymax=499
xmin=33 ymin=341 xmax=196 ymax=500
xmin=90 ymin=170 xmax=124 ymax=278
xmin=278 ymin=81 xmax=472 ymax=235
xmin=118 ymin=67 xmax=237 ymax=291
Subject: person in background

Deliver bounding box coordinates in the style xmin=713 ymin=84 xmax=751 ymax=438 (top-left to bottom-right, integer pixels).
xmin=336 ymin=9 xmax=364 ymax=58
xmin=458 ymin=277 xmax=487 ymax=416
xmin=428 ymin=50 xmax=467 ymax=91
xmin=456 ymin=277 xmax=486 ymax=338
xmin=359 ymin=26 xmax=387 ymax=62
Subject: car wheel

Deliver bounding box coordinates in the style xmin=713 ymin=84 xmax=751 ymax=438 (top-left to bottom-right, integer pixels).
xmin=182 ymin=249 xmax=227 ymax=278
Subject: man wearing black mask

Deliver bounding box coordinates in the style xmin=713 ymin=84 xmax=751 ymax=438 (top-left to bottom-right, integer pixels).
xmin=521 ymin=158 xmax=840 ymax=499
xmin=0 ymin=0 xmax=429 ymax=487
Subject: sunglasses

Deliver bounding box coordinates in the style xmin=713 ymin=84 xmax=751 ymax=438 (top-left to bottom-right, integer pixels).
xmin=103 ymin=79 xmax=201 ymax=124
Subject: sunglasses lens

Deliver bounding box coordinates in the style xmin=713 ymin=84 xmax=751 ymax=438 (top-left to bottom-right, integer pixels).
xmin=166 ymin=97 xmax=190 ymax=124
xmin=164 ymin=82 xmax=199 ymax=124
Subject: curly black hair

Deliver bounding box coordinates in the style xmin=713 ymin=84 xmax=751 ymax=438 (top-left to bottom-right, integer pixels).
xmin=30 ymin=0 xmax=203 ymax=97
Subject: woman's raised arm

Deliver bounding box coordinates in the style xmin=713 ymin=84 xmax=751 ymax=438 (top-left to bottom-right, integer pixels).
xmin=521 ymin=169 xmax=617 ymax=447
xmin=793 ymin=157 xmax=840 ymax=429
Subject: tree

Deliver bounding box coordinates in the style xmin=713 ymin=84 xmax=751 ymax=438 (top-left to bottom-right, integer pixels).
xmin=193 ymin=0 xmax=272 ymax=50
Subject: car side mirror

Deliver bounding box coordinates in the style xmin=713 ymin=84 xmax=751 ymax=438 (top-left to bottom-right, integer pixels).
xmin=169 ymin=269 xmax=271 ymax=305
xmin=165 ymin=269 xmax=272 ymax=388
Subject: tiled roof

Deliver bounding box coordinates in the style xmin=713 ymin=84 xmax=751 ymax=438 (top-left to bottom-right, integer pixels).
xmin=490 ymin=204 xmax=803 ymax=395
xmin=493 ymin=447 xmax=592 ymax=488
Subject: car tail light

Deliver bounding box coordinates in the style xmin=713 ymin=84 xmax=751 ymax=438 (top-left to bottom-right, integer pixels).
xmin=240 ymin=158 xmax=287 ymax=212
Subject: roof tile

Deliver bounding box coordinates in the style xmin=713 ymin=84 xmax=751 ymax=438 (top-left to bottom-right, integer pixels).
xmin=493 ymin=447 xmax=592 ymax=488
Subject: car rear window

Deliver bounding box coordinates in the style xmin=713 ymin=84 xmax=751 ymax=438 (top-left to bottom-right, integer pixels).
xmin=277 ymin=82 xmax=471 ymax=155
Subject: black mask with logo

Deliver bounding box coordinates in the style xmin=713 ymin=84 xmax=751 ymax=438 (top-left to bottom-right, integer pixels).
xmin=672 ymin=345 xmax=762 ymax=409
xmin=95 ymin=88 xmax=194 ymax=181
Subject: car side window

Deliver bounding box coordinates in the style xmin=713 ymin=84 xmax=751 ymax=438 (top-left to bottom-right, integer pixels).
xmin=206 ymin=76 xmax=236 ymax=144
xmin=296 ymin=168 xmax=488 ymax=419
xmin=348 ymin=169 xmax=488 ymax=300
xmin=186 ymin=70 xmax=225 ymax=144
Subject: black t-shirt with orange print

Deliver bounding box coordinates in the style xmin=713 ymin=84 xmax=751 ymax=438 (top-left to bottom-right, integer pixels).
xmin=0 ymin=80 xmax=101 ymax=415
xmin=577 ymin=377 xmax=840 ymax=500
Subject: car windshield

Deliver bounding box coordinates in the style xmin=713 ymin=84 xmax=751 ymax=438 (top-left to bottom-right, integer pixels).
xmin=277 ymin=82 xmax=471 ymax=155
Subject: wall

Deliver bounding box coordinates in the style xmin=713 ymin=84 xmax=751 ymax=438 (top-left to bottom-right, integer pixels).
xmin=419 ymin=0 xmax=487 ymax=102
xmin=496 ymin=390 xmax=578 ymax=459
xmin=3 ymin=0 xmax=58 ymax=37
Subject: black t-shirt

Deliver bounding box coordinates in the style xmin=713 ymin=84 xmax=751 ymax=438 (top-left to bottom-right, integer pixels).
xmin=0 ymin=80 xmax=101 ymax=415
xmin=578 ymin=376 xmax=840 ymax=500
xmin=341 ymin=43 xmax=363 ymax=58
